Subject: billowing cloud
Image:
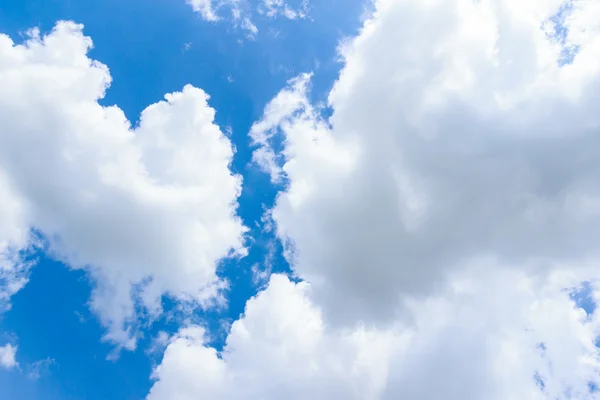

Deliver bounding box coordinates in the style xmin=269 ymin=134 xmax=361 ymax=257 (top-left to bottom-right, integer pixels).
xmin=0 ymin=22 xmax=246 ymax=348
xmin=0 ymin=344 xmax=18 ymax=370
xmin=256 ymin=0 xmax=600 ymax=326
xmin=148 ymin=272 xmax=600 ymax=399
xmin=150 ymin=0 xmax=600 ymax=398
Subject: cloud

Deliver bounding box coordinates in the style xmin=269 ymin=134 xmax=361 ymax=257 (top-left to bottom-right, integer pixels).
xmin=149 ymin=0 xmax=600 ymax=398
xmin=256 ymin=0 xmax=600 ymax=326
xmin=260 ymin=0 xmax=310 ymax=19
xmin=186 ymin=0 xmax=220 ymax=21
xmin=186 ymin=0 xmax=259 ymax=37
xmin=0 ymin=344 xmax=18 ymax=370
xmin=0 ymin=22 xmax=246 ymax=348
xmin=185 ymin=0 xmax=309 ymax=36
xmin=27 ymin=357 xmax=55 ymax=380
xmin=148 ymin=272 xmax=600 ymax=399
xmin=249 ymin=73 xmax=312 ymax=183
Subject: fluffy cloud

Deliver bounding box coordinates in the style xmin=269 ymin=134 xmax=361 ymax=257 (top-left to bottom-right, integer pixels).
xmin=150 ymin=0 xmax=600 ymax=398
xmin=148 ymin=271 xmax=600 ymax=399
xmin=187 ymin=0 xmax=221 ymax=21
xmin=186 ymin=0 xmax=309 ymax=35
xmin=256 ymin=0 xmax=600 ymax=326
xmin=0 ymin=22 xmax=246 ymax=348
xmin=0 ymin=344 xmax=18 ymax=370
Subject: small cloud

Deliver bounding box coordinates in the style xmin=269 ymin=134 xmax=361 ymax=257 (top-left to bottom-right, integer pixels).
xmin=187 ymin=0 xmax=258 ymax=38
xmin=241 ymin=17 xmax=258 ymax=38
xmin=146 ymin=331 xmax=170 ymax=355
xmin=0 ymin=344 xmax=17 ymax=370
xmin=252 ymin=241 xmax=276 ymax=287
xmin=186 ymin=0 xmax=220 ymax=21
xmin=28 ymin=357 xmax=56 ymax=380
xmin=74 ymin=310 xmax=86 ymax=323
xmin=260 ymin=0 xmax=310 ymax=20
xmin=266 ymin=28 xmax=281 ymax=39
xmin=182 ymin=42 xmax=192 ymax=52
xmin=231 ymin=6 xmax=258 ymax=39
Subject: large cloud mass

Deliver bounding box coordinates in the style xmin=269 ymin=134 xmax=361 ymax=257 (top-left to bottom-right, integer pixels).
xmin=256 ymin=0 xmax=600 ymax=324
xmin=0 ymin=22 xmax=246 ymax=347
xmin=150 ymin=0 xmax=600 ymax=398
xmin=149 ymin=272 xmax=600 ymax=400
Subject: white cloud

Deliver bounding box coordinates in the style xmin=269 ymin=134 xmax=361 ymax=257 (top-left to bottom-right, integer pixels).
xmin=148 ymin=272 xmax=600 ymax=399
xmin=0 ymin=344 xmax=18 ymax=370
xmin=249 ymin=73 xmax=312 ymax=183
xmin=186 ymin=0 xmax=220 ymax=21
xmin=27 ymin=357 xmax=55 ymax=380
xmin=0 ymin=22 xmax=246 ymax=348
xmin=0 ymin=171 xmax=31 ymax=312
xmin=186 ymin=0 xmax=259 ymax=37
xmin=149 ymin=0 xmax=600 ymax=398
xmin=185 ymin=0 xmax=309 ymax=35
xmin=256 ymin=0 xmax=600 ymax=326
xmin=231 ymin=5 xmax=259 ymax=38
xmin=260 ymin=0 xmax=309 ymax=19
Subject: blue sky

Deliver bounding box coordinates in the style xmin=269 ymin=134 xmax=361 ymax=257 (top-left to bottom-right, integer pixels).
xmin=0 ymin=1 xmax=364 ymax=398
xmin=2 ymin=1 xmax=600 ymax=399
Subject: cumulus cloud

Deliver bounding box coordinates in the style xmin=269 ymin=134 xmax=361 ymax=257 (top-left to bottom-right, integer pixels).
xmin=149 ymin=0 xmax=600 ymax=398
xmin=0 ymin=344 xmax=18 ymax=370
xmin=0 ymin=22 xmax=246 ymax=348
xmin=255 ymin=0 xmax=600 ymax=326
xmin=148 ymin=272 xmax=600 ymax=399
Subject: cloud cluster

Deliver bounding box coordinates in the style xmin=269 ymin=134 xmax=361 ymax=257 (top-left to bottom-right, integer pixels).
xmin=0 ymin=22 xmax=246 ymax=348
xmin=260 ymin=0 xmax=309 ymax=19
xmin=150 ymin=0 xmax=600 ymax=398
xmin=187 ymin=0 xmax=222 ymax=21
xmin=185 ymin=0 xmax=309 ymax=36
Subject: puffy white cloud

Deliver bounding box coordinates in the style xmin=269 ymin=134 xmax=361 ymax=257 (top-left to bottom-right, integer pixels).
xmin=148 ymin=271 xmax=600 ymax=399
xmin=0 ymin=344 xmax=18 ymax=370
xmin=0 ymin=22 xmax=246 ymax=348
xmin=148 ymin=0 xmax=600 ymax=398
xmin=254 ymin=0 xmax=600 ymax=326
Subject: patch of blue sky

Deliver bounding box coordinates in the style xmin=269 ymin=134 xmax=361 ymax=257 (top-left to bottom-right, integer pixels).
xmin=533 ymin=371 xmax=546 ymax=392
xmin=544 ymin=0 xmax=580 ymax=66
xmin=0 ymin=0 xmax=365 ymax=398
xmin=570 ymin=281 xmax=597 ymax=317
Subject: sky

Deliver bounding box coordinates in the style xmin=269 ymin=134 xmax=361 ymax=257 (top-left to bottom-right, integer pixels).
xmin=1 ymin=0 xmax=600 ymax=399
